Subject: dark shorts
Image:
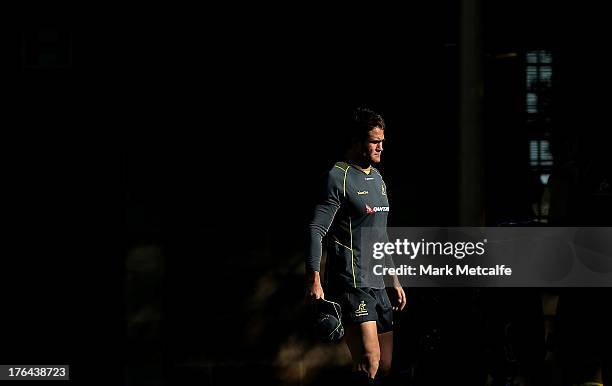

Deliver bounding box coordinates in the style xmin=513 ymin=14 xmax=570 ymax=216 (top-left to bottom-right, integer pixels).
xmin=327 ymin=287 xmax=393 ymax=334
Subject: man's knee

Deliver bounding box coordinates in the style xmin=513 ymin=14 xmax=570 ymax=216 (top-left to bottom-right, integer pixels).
xmin=363 ymin=351 xmax=380 ymax=372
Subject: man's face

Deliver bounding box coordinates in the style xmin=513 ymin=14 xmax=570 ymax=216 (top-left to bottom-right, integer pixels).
xmin=364 ymin=127 xmax=385 ymax=164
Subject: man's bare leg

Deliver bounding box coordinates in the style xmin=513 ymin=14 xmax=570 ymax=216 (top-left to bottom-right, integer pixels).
xmin=345 ymin=321 xmax=380 ymax=382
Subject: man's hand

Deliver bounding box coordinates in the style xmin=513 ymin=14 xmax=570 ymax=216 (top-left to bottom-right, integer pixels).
xmin=389 ymin=285 xmax=406 ymax=311
xmin=306 ymin=271 xmax=325 ymax=302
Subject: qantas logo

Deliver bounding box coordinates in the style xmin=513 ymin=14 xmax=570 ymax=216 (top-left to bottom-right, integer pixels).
xmin=365 ymin=204 xmax=389 ymax=214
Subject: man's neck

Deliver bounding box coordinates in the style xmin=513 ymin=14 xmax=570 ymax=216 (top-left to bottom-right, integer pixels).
xmin=345 ymin=158 xmax=371 ymax=174
xmin=352 ymin=163 xmax=371 ymax=173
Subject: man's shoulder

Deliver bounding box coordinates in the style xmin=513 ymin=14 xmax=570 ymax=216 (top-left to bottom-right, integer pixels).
xmin=320 ymin=162 xmax=351 ymax=188
xmin=373 ymin=166 xmax=388 ymax=179
xmin=327 ymin=161 xmax=351 ymax=179
xmin=332 ymin=161 xmax=350 ymax=172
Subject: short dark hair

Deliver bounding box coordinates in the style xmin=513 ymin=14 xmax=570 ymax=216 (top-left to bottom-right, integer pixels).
xmin=349 ymin=107 xmax=385 ymax=142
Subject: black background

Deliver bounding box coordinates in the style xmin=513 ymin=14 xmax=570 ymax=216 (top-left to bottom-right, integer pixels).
xmin=3 ymin=1 xmax=611 ymax=385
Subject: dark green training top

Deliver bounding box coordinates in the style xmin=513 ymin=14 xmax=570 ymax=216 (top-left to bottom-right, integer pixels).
xmin=307 ymin=161 xmax=390 ymax=290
